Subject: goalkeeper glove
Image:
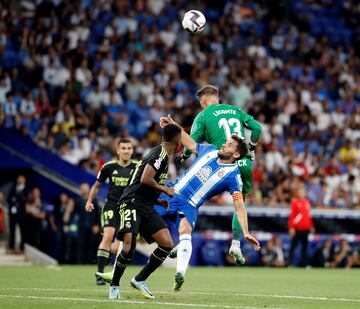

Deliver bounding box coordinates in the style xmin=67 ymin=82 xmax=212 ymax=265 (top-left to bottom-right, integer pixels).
xmin=248 ymin=141 xmax=257 ymax=161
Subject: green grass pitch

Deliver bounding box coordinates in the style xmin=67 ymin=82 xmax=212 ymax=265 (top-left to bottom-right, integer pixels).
xmin=0 ymin=266 xmax=359 ymax=309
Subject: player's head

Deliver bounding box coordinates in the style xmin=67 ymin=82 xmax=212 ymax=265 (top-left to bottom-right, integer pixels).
xmin=218 ymin=134 xmax=248 ymax=162
xmin=196 ymin=85 xmax=219 ymax=108
xmin=162 ymin=124 xmax=182 ymax=153
xmin=116 ymin=137 xmax=133 ymax=162
xmin=297 ymin=186 xmax=307 ymax=199
xmin=79 ymin=182 xmax=90 ymax=198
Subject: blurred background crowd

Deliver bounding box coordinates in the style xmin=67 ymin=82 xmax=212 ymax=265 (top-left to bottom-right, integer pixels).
xmin=1 ymin=0 xmax=360 ymax=208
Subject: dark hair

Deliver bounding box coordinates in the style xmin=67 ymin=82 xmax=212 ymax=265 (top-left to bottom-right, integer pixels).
xmin=231 ymin=134 xmax=248 ymax=158
xmin=117 ymin=137 xmax=132 ymax=147
xmin=163 ymin=124 xmax=181 ymax=142
xmin=196 ymin=85 xmax=219 ymax=99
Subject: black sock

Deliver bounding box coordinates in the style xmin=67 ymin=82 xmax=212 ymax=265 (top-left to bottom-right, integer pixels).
xmin=135 ymin=246 xmax=172 ymax=282
xmin=97 ymin=249 xmax=110 ymax=273
xmin=111 ymin=250 xmax=132 ymax=286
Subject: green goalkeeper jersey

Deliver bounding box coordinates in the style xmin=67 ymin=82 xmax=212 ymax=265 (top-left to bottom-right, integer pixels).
xmin=185 ymin=103 xmax=262 ymax=194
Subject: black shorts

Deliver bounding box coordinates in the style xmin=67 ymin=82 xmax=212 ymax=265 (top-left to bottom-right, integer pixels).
xmin=101 ymin=200 xmax=120 ymax=230
xmin=116 ymin=201 xmax=167 ymax=244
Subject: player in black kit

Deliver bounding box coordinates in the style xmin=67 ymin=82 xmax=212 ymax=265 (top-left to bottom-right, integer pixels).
xmin=85 ymin=138 xmax=137 ymax=285
xmin=108 ymin=124 xmax=181 ymax=300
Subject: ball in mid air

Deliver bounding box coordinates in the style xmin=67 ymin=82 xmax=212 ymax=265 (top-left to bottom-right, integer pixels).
xmin=182 ymin=10 xmax=206 ymax=34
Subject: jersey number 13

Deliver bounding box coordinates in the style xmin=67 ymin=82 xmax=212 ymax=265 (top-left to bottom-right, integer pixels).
xmin=218 ymin=118 xmax=244 ymax=139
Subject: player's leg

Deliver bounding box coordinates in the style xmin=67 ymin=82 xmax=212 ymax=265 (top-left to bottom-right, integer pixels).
xmin=109 ymin=232 xmax=137 ymax=299
xmin=96 ymin=203 xmax=118 ymax=284
xmin=95 ymin=239 xmax=122 ymax=284
xmin=174 ymin=216 xmax=193 ymax=291
xmin=300 ymin=231 xmax=309 ymax=267
xmin=108 ymin=202 xmax=139 ymax=299
xmin=172 ymin=202 xmax=198 ymax=291
xmin=131 ymin=212 xmax=173 ymax=299
xmin=288 ymin=231 xmax=299 ymax=266
xmin=229 ymin=213 xmax=245 ymax=265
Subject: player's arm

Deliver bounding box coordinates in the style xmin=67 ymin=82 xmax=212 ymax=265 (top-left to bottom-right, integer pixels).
xmin=232 ymin=192 xmax=260 ymax=250
xmin=140 ymin=164 xmax=174 ymax=197
xmin=238 ymin=109 xmax=262 ymax=160
xmin=85 ymin=180 xmax=102 ymax=212
xmin=160 ymin=115 xmax=198 ymax=154
xmin=183 ymin=112 xmax=205 ymax=157
xmin=86 ymin=163 xmax=110 ymax=212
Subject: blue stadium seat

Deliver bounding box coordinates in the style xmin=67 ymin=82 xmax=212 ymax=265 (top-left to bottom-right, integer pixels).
xmin=200 ymin=240 xmax=224 ymax=266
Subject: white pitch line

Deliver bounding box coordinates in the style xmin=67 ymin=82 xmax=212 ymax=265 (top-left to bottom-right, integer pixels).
xmin=0 ymin=294 xmax=285 ymax=309
xmin=1 ymin=287 xmax=360 ymax=304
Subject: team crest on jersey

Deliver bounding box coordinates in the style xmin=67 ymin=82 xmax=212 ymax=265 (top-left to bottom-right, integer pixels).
xmin=126 ymin=222 xmax=131 ymax=228
xmin=197 ymin=166 xmax=212 ymax=183
xmin=217 ymin=170 xmax=225 ymax=178
xmin=154 ymin=158 xmax=162 ymax=169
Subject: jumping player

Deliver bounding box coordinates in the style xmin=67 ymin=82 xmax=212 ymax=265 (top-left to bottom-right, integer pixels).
xmin=175 ymin=85 xmax=262 ymax=264
xmin=159 ymin=115 xmax=260 ymax=291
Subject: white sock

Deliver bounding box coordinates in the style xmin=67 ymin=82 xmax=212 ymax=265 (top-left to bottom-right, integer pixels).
xmin=176 ymin=234 xmax=192 ymax=275
xmin=231 ymin=240 xmax=241 ymax=248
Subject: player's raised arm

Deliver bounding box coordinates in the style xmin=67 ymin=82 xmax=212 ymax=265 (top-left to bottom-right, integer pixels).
xmin=238 ymin=109 xmax=262 ymax=160
xmin=160 ymin=115 xmax=197 ymax=154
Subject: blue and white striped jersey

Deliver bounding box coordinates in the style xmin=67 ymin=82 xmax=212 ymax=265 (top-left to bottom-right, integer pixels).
xmin=174 ymin=144 xmax=242 ymax=208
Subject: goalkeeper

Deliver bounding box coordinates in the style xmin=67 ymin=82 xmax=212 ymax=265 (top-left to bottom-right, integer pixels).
xmin=175 ymin=84 xmax=262 ymax=264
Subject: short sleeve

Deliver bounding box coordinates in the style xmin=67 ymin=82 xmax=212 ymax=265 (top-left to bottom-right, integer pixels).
xmin=97 ymin=164 xmax=111 ymax=183
xmin=227 ymin=171 xmax=243 ymax=194
xmin=196 ymin=143 xmax=218 ymax=156
xmin=148 ymin=147 xmax=166 ymax=171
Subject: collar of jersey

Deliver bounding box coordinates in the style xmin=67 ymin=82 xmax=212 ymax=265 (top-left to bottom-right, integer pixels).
xmin=117 ymin=159 xmax=132 ymax=167
xmin=216 ymin=158 xmax=237 ymax=166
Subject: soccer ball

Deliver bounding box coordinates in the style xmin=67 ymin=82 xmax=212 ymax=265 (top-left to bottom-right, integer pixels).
xmin=182 ymin=10 xmax=206 ymax=34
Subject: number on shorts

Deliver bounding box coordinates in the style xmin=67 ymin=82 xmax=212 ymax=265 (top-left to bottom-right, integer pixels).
xmin=120 ymin=208 xmax=136 ymax=229
xmin=103 ymin=210 xmax=114 ymax=220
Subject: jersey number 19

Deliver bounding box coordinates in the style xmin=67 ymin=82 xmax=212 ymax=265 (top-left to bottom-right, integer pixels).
xmin=218 ymin=118 xmax=243 ymax=139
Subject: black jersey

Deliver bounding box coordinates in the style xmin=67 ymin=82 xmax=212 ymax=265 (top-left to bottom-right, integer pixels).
xmin=121 ymin=145 xmax=169 ymax=210
xmin=97 ymin=159 xmax=137 ymax=203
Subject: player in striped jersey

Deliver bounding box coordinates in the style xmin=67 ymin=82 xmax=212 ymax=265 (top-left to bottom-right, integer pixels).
xmin=158 ymin=116 xmax=260 ymax=291
xmin=174 ymin=85 xmax=262 ymax=265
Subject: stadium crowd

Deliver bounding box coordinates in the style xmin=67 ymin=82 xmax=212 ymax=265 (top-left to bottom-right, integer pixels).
xmin=0 ymin=0 xmax=360 ymax=209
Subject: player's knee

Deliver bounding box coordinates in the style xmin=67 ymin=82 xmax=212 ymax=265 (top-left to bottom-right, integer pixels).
xmin=178 ymin=222 xmax=192 ymax=235
xmin=101 ymin=234 xmax=113 ymax=246
xmin=122 ymin=234 xmax=137 ymax=257
xmin=162 ymin=238 xmax=174 ymax=249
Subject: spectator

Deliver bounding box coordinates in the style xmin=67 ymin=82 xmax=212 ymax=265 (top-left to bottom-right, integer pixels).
xmin=7 ymin=175 xmax=28 ymax=253
xmin=311 ymin=239 xmax=333 ymax=268
xmin=75 ymin=183 xmax=100 ymax=264
xmin=330 ymin=239 xmax=357 ymax=269
xmin=24 ymin=188 xmax=45 ymax=248
xmin=261 ymin=237 xmax=285 ymax=267
xmin=288 ymin=187 xmax=314 ymax=267
xmin=228 ymin=77 xmax=252 ymax=110
xmin=61 ymin=198 xmax=79 ymax=264
xmin=0 ymin=192 xmax=6 ymax=235
xmin=339 ymin=140 xmax=358 ymax=163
